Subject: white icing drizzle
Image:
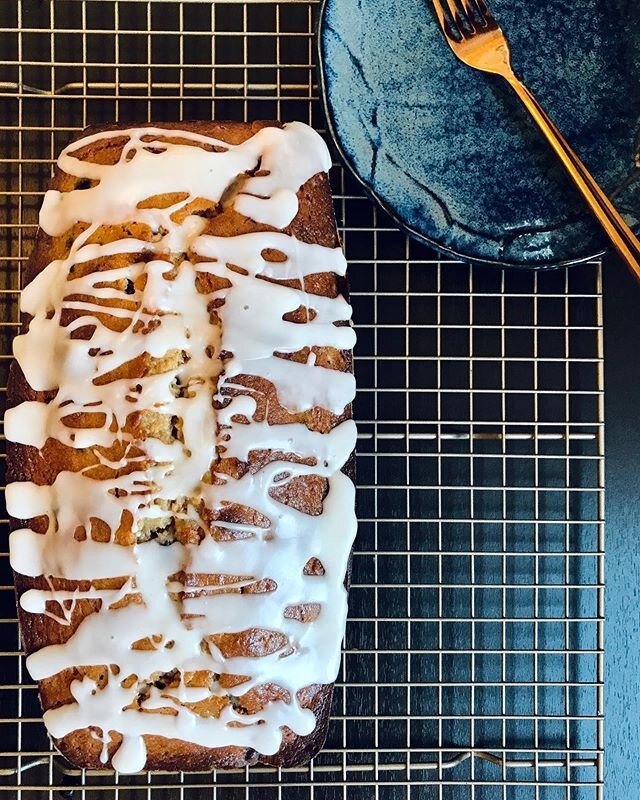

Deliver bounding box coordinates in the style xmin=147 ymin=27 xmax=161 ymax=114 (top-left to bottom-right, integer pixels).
xmin=20 ymin=580 xmax=133 ymax=626
xmin=7 ymin=123 xmax=356 ymax=773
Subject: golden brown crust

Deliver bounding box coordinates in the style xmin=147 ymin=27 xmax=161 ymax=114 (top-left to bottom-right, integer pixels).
xmin=8 ymin=120 xmax=353 ymax=771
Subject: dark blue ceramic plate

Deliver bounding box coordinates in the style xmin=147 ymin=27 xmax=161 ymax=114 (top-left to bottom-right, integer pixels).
xmin=318 ymin=0 xmax=640 ymax=268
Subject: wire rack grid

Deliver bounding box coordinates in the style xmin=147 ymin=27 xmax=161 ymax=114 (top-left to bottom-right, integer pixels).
xmin=0 ymin=0 xmax=604 ymax=798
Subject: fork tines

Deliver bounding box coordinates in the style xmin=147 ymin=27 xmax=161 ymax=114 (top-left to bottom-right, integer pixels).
xmin=433 ymin=0 xmax=494 ymax=40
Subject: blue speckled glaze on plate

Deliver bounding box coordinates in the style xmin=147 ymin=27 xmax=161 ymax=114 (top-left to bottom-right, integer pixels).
xmin=318 ymin=0 xmax=640 ymax=268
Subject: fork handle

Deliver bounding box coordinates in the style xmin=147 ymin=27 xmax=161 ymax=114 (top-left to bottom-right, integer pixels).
xmin=507 ymin=76 xmax=640 ymax=280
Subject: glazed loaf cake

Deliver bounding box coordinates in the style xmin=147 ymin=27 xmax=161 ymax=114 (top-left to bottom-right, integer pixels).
xmin=6 ymin=121 xmax=356 ymax=772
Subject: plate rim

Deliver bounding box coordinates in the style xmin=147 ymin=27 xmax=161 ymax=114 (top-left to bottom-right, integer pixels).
xmin=316 ymin=0 xmax=609 ymax=271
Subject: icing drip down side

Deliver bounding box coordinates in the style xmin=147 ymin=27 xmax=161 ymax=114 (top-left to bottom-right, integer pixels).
xmin=6 ymin=123 xmax=357 ymax=773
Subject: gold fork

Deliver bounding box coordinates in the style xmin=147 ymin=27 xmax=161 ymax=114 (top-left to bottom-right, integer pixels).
xmin=431 ymin=0 xmax=640 ymax=277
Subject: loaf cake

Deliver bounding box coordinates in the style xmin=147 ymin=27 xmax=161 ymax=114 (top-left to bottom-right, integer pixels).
xmin=6 ymin=121 xmax=356 ymax=772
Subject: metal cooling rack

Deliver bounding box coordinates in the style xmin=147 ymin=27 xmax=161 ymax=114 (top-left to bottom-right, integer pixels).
xmin=0 ymin=1 xmax=604 ymax=797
